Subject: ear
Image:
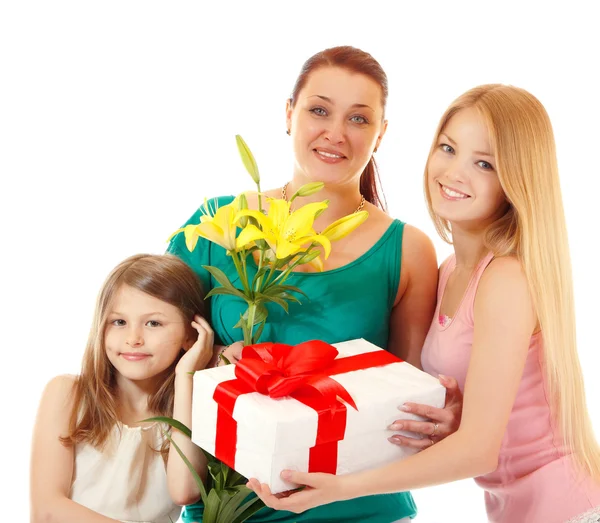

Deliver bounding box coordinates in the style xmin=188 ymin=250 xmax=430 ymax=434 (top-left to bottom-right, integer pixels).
xmin=182 ymin=332 xmax=196 ymax=351
xmin=285 ymin=98 xmax=293 ymax=133
xmin=374 ymin=119 xmax=388 ymax=152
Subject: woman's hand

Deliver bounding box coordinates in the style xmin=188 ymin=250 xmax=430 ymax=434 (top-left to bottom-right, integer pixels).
xmin=215 ymin=341 xmax=244 ymax=366
xmin=247 ymin=470 xmax=346 ymax=514
xmin=388 ymin=374 xmax=463 ymax=449
xmin=176 ymin=315 xmax=214 ymax=375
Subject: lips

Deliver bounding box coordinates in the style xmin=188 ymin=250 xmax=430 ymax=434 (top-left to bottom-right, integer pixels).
xmin=439 ymin=183 xmax=470 ymax=200
xmin=313 ymin=148 xmax=346 ymax=164
xmin=120 ymin=352 xmax=151 ymax=361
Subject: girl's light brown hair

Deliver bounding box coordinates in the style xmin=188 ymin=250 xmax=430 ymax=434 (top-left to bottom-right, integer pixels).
xmin=425 ymin=84 xmax=600 ymax=479
xmin=60 ymin=254 xmax=206 ymax=451
xmin=290 ymin=45 xmax=389 ymax=211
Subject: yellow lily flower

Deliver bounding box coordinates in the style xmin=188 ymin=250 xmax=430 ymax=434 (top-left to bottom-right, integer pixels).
xmin=170 ymin=197 xmax=253 ymax=253
xmin=236 ymin=198 xmax=332 ymax=260
xmin=321 ymin=210 xmax=369 ymax=242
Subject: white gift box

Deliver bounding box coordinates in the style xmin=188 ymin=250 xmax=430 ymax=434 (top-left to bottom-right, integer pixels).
xmin=192 ymin=338 xmax=446 ymax=494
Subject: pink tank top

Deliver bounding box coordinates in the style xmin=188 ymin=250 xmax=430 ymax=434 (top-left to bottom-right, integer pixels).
xmin=421 ymin=252 xmax=600 ymax=522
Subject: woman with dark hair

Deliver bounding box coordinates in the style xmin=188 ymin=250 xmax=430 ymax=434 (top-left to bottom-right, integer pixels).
xmin=169 ymin=46 xmax=462 ymax=523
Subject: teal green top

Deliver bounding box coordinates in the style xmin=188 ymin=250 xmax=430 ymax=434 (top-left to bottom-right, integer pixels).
xmin=168 ymin=196 xmax=417 ymax=523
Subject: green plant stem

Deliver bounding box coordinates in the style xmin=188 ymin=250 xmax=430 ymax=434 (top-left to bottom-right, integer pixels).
xmin=244 ymin=301 xmax=257 ymax=345
xmin=263 ymin=262 xmax=278 ymax=291
xmin=269 ymin=250 xmax=311 ymax=288
xmin=256 ymin=182 xmax=263 ymax=216
xmin=230 ymin=250 xmax=251 ymax=297
xmin=240 ymin=247 xmax=248 ymax=287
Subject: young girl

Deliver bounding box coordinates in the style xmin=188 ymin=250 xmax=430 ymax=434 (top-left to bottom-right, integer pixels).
xmin=247 ymin=85 xmax=600 ymax=522
xmin=30 ymin=254 xmax=223 ymax=523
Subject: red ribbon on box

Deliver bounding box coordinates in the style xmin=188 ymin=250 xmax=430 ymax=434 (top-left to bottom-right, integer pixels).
xmin=213 ymin=340 xmax=401 ymax=474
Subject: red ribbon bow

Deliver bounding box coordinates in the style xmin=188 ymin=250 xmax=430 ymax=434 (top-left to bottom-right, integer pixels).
xmin=213 ymin=340 xmax=400 ymax=474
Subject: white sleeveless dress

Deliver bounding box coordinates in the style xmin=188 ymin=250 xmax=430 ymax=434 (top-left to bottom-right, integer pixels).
xmin=69 ymin=423 xmax=181 ymax=523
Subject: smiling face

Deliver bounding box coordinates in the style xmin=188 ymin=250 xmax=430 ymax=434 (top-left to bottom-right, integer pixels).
xmin=104 ymin=284 xmax=192 ymax=385
xmin=427 ymin=107 xmax=508 ymax=231
xmin=286 ymin=66 xmax=387 ymax=187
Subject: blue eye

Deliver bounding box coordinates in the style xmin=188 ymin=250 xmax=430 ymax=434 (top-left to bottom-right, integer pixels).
xmin=309 ymin=107 xmax=327 ymax=116
xmin=440 ymin=144 xmax=454 ymax=154
xmin=146 ymin=320 xmax=162 ymax=327
xmin=350 ymin=115 xmax=368 ymax=124
xmin=477 ymin=160 xmax=494 ymax=170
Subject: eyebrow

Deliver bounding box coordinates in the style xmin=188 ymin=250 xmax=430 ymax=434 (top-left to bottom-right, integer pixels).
xmin=108 ymin=311 xmax=169 ymax=317
xmin=308 ymin=95 xmax=374 ymax=111
xmin=440 ymin=133 xmax=495 ymax=158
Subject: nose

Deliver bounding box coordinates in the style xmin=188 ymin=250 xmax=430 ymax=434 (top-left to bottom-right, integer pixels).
xmin=444 ymin=158 xmax=468 ymax=185
xmin=323 ymin=117 xmax=346 ymax=144
xmin=126 ymin=326 xmax=144 ymax=348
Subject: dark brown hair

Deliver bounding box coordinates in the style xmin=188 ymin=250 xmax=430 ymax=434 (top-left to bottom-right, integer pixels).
xmin=290 ymin=46 xmax=389 ymax=211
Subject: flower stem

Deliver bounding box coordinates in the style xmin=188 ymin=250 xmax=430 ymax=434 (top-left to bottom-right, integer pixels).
xmin=256 ymin=182 xmax=263 ymax=217
xmin=230 ymin=250 xmax=251 ymax=297
xmin=244 ymin=301 xmax=257 ymax=345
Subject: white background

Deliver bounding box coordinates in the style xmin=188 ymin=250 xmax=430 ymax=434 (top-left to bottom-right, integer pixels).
xmin=1 ymin=1 xmax=599 ymax=521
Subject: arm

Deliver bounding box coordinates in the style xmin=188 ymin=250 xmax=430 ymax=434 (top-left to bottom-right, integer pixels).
xmin=30 ymin=376 xmax=121 ymax=523
xmin=389 ymin=257 xmax=462 ymax=447
xmin=248 ymin=256 xmax=536 ymax=511
xmin=387 ymin=225 xmax=438 ymax=367
xmin=167 ymin=316 xmax=213 ymax=506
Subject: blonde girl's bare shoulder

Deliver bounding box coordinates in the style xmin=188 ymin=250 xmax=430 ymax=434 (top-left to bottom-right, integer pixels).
xmin=478 ymin=255 xmax=533 ymax=313
xmin=39 ymin=374 xmax=78 ymax=409
xmin=484 ymin=255 xmax=526 ymax=283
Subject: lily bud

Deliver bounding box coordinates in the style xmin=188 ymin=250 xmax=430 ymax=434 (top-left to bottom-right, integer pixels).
xmin=289 ymin=182 xmax=325 ymax=202
xmin=321 ymin=211 xmax=369 ymax=242
xmin=238 ymin=193 xmax=249 ymax=227
xmin=235 ymin=135 xmax=260 ymax=185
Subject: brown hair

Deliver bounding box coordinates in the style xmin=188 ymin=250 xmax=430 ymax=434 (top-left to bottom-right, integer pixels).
xmin=60 ymin=254 xmax=206 ymax=452
xmin=290 ymin=45 xmax=388 ymax=211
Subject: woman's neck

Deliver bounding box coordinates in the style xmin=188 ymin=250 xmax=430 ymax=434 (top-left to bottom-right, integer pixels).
xmin=450 ymin=225 xmax=490 ymax=270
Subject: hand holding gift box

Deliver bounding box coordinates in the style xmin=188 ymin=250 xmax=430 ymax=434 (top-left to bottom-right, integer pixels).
xmin=192 ymin=338 xmax=446 ymax=494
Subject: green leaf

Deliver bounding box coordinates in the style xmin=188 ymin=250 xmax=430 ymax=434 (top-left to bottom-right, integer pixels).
xmin=203 ymin=488 xmax=223 ymax=523
xmin=256 ymin=293 xmax=289 ymax=313
xmin=279 ymin=292 xmax=303 ymax=304
xmin=205 ymin=286 xmax=249 ymax=301
xmin=141 ymin=416 xmax=191 ymax=438
xmin=262 ymin=283 xmax=308 ymax=299
xmin=202 ymin=265 xmax=248 ymax=301
xmin=235 ymin=135 xmax=260 ymax=185
xmin=253 ymin=320 xmax=266 ymax=342
xmin=218 ymin=486 xmax=258 ymax=523
xmin=231 ymin=494 xmax=266 ymax=523
xmin=208 ymin=459 xmax=226 ymax=491
xmin=225 ymin=468 xmax=248 ymax=487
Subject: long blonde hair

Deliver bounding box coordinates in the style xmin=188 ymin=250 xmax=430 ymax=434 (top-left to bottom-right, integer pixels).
xmin=60 ymin=254 xmax=206 ymax=451
xmin=425 ymin=84 xmax=600 ymax=479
